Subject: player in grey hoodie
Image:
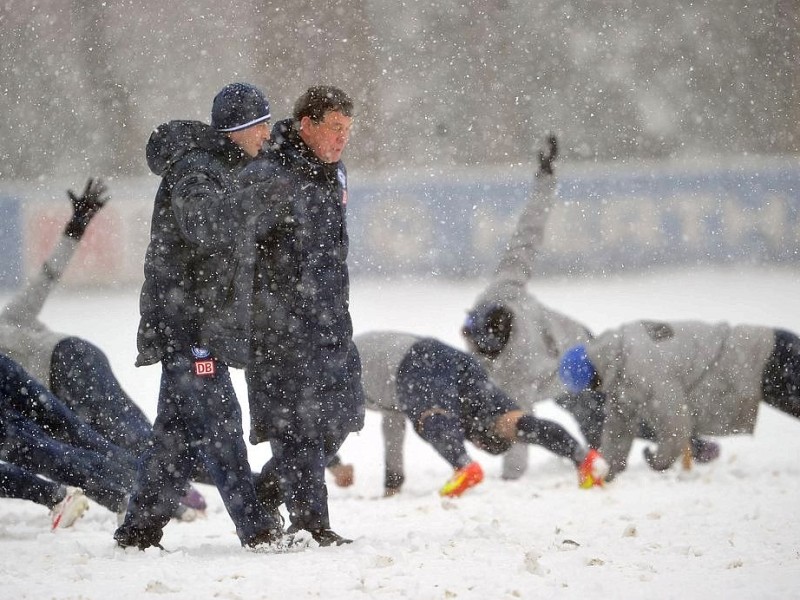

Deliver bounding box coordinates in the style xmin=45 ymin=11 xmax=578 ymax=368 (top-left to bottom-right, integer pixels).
xmin=558 ymin=320 xmax=799 ymax=480
xmin=463 ymin=136 xmax=609 ymax=479
xmin=463 ymin=136 xmax=718 ymax=479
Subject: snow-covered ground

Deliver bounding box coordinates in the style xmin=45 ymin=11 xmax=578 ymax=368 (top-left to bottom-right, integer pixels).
xmin=2 ymin=266 xmax=800 ymax=599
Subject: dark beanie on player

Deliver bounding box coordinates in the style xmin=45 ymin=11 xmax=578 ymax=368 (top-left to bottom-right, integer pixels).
xmin=211 ymin=83 xmax=271 ymax=132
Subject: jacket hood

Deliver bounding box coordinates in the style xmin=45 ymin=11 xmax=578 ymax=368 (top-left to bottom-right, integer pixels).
xmin=586 ymin=328 xmax=625 ymax=386
xmin=146 ymin=120 xmax=244 ymax=177
xmin=270 ymin=119 xmax=304 ymax=154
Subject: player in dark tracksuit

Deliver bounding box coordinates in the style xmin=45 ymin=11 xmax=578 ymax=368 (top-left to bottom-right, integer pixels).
xmin=355 ymin=331 xmax=608 ymax=497
xmin=0 ymin=179 xmax=203 ymax=525
xmin=0 ymin=179 xmax=154 ymax=456
xmin=0 ymin=352 xmax=203 ymax=527
xmin=0 ymin=352 xmax=138 ymax=516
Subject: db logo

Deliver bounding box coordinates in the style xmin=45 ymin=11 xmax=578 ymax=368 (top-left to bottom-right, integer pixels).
xmin=193 ymin=358 xmax=216 ymax=377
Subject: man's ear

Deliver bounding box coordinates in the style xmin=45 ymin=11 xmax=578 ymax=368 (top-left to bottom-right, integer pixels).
xmin=298 ymin=115 xmax=313 ymax=132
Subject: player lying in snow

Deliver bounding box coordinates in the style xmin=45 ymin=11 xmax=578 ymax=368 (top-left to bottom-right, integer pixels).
xmin=0 ymin=461 xmax=89 ymax=529
xmin=353 ymin=331 xmax=609 ymax=497
xmin=0 ymin=352 xmax=200 ymax=528
xmin=0 ymin=179 xmax=206 ymax=526
xmin=0 ymin=179 xmax=154 ymax=454
xmin=463 ymin=134 xmax=719 ymax=478
xmin=558 ymin=320 xmax=800 ymax=480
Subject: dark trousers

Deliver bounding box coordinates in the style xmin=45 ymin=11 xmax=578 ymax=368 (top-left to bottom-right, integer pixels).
xmin=554 ymin=390 xmax=607 ymax=449
xmin=762 ymin=329 xmax=800 ymax=418
xmin=0 ymin=353 xmax=136 ymax=469
xmin=256 ymin=429 xmax=348 ymax=532
xmin=51 ymin=337 xmax=153 ymax=454
xmin=118 ymin=351 xmax=271 ymax=544
xmin=398 ymin=340 xmax=515 ymax=428
xmin=397 ymin=339 xmax=587 ymax=465
xmin=52 ymin=337 xmax=214 ymax=486
xmin=0 ymin=407 xmax=131 ymax=511
xmin=0 ymin=354 xmax=133 ymax=511
xmin=0 ymin=461 xmax=63 ymax=509
xmin=397 ymin=339 xmax=515 ymax=451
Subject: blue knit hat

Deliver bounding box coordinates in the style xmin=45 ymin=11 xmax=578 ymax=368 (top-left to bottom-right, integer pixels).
xmin=211 ymin=83 xmax=271 ymax=132
xmin=558 ymin=345 xmax=597 ymax=393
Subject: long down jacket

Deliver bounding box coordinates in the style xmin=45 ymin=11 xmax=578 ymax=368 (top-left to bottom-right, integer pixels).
xmin=240 ymin=119 xmax=365 ymax=442
xmin=136 ymin=120 xmax=259 ymax=368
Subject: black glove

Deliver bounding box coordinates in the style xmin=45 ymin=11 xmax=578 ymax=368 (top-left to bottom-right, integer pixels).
xmin=537 ymin=133 xmax=558 ymax=176
xmin=64 ymin=178 xmax=109 ymax=239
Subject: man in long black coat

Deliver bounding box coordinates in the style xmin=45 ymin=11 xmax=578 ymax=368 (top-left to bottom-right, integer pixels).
xmin=240 ymin=86 xmax=365 ymax=547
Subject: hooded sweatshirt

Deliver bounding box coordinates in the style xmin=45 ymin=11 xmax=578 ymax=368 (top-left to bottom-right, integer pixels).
xmin=586 ymin=320 xmax=775 ymax=477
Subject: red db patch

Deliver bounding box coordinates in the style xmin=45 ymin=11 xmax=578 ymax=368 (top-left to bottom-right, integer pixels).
xmin=193 ymin=358 xmax=216 ymax=377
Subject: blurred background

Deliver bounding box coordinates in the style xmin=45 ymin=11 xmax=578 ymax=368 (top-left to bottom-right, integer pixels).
xmin=2 ymin=0 xmax=798 ymax=176
xmin=0 ymin=0 xmax=798 ymax=286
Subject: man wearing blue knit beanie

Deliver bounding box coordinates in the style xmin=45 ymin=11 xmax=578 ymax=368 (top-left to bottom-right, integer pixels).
xmin=115 ymin=82 xmax=284 ymax=552
xmin=212 ymin=82 xmax=271 ymax=131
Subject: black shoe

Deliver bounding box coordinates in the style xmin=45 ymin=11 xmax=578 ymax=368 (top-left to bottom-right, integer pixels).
xmin=285 ymin=524 xmax=352 ymax=547
xmin=310 ymin=528 xmax=352 ymax=547
xmin=114 ymin=526 xmax=163 ymax=551
xmin=691 ymin=438 xmax=720 ymax=463
xmin=265 ymin=505 xmax=285 ymax=532
xmin=255 ymin=475 xmax=285 ymax=531
xmin=245 ymin=526 xmax=283 ymax=549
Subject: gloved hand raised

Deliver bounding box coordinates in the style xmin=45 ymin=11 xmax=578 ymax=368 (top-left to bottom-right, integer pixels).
xmin=64 ymin=178 xmax=110 ymax=239
xmin=537 ymin=133 xmax=558 ymax=176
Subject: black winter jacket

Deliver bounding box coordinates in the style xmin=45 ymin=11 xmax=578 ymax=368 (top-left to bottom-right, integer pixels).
xmin=240 ymin=119 xmax=365 ymax=442
xmin=136 ymin=120 xmax=259 ymax=368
